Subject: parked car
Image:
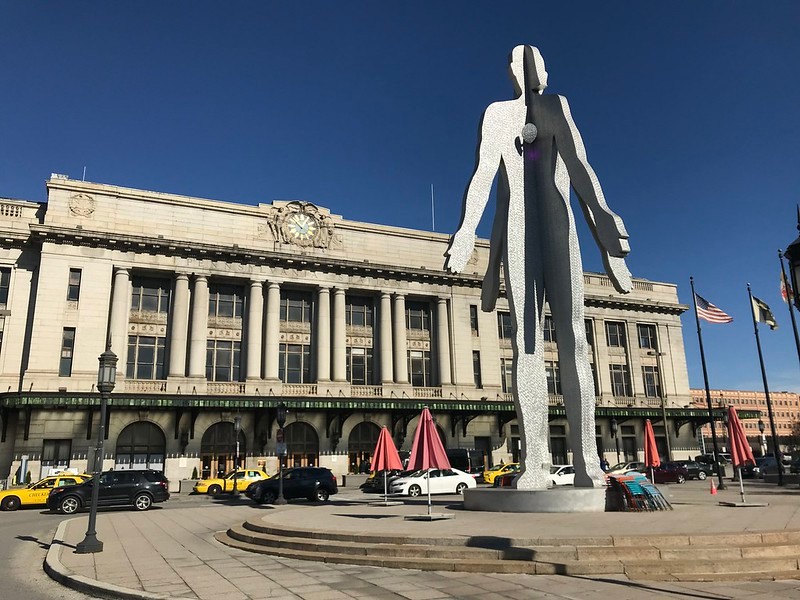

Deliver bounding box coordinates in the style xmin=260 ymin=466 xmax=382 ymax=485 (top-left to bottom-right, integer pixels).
xmin=390 ymin=468 xmax=477 ymax=497
xmin=646 ymin=463 xmax=689 ymax=484
xmin=549 ymin=465 xmax=575 ymax=486
xmin=193 ymin=469 xmax=269 ymax=495
xmin=48 ymin=470 xmax=169 ymax=514
xmin=245 ymin=467 xmax=338 ymax=504
xmin=672 ymin=460 xmax=713 ymax=480
xmin=493 ymin=472 xmax=516 ymax=487
xmin=790 ymin=457 xmax=800 ymax=474
xmin=481 ymin=463 xmax=519 ymax=485
xmin=607 ymin=461 xmax=645 ymax=475
xmin=360 ymin=470 xmax=406 ymax=492
xmin=0 ymin=472 xmax=90 ymax=511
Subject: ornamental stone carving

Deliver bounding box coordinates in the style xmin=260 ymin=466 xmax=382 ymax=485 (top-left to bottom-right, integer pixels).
xmin=68 ymin=193 xmax=96 ymax=217
xmin=261 ymin=201 xmax=339 ymax=249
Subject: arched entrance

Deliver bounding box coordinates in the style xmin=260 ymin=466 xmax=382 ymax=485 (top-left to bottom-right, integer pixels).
xmin=115 ymin=421 xmax=166 ymax=471
xmin=284 ymin=422 xmax=319 ymax=468
xmin=348 ymin=421 xmax=380 ymax=473
xmin=200 ymin=422 xmax=246 ymax=479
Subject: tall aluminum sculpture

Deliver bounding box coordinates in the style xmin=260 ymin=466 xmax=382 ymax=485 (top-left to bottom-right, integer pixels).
xmin=446 ymin=45 xmax=632 ymax=489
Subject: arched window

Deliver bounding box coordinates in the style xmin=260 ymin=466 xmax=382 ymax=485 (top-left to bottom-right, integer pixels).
xmin=115 ymin=421 xmax=166 ymax=471
xmin=200 ymin=422 xmax=247 ymax=479
xmin=284 ymin=422 xmax=319 ymax=468
xmin=348 ymin=421 xmax=380 ymax=474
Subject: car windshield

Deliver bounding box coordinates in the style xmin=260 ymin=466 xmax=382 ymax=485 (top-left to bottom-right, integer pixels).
xmin=609 ymin=462 xmax=628 ymax=471
xmin=549 ymin=466 xmax=561 ymax=474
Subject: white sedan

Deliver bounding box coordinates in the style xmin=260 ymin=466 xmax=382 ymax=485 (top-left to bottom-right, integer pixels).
xmin=390 ymin=468 xmax=477 ymax=497
xmin=549 ymin=465 xmax=575 ymax=486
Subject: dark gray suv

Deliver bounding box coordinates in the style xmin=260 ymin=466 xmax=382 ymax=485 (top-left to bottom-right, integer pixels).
xmin=48 ymin=470 xmax=170 ymax=513
xmin=245 ymin=467 xmax=337 ymax=504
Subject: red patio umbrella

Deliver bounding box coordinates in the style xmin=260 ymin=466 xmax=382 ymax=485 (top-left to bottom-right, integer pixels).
xmin=727 ymin=406 xmax=756 ymax=503
xmin=407 ymin=407 xmax=450 ymax=515
xmin=371 ymin=426 xmax=404 ymax=503
xmin=643 ymin=419 xmax=661 ymax=483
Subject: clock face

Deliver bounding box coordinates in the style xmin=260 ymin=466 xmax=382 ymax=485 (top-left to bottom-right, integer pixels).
xmin=287 ymin=213 xmax=318 ymax=242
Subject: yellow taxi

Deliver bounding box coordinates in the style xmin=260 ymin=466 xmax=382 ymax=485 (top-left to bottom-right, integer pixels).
xmin=1 ymin=472 xmax=90 ymax=511
xmin=193 ymin=469 xmax=269 ymax=495
xmin=481 ymin=463 xmax=519 ymax=485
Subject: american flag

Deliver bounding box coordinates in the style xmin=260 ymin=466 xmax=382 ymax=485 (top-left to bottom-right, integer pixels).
xmin=695 ymin=293 xmax=733 ymax=324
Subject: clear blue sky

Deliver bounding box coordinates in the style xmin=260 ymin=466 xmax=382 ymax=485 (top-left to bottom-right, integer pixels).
xmin=2 ymin=2 xmax=799 ymax=393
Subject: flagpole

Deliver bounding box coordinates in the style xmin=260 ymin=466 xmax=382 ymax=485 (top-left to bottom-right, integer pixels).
xmin=689 ymin=277 xmax=727 ymax=490
xmin=747 ymin=283 xmax=784 ymax=486
xmin=779 ymin=249 xmax=800 ymax=368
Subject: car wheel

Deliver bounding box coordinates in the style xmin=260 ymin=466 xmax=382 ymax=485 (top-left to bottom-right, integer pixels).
xmin=261 ymin=490 xmax=276 ymax=504
xmin=134 ymin=493 xmax=153 ymax=511
xmin=60 ymin=496 xmax=81 ymax=514
xmin=676 ymin=475 xmax=686 ymax=484
xmin=698 ymin=471 xmax=707 ymax=480
xmin=1 ymin=496 xmax=21 ymax=511
xmin=455 ymin=483 xmax=467 ymax=495
xmin=207 ymin=484 xmax=221 ymax=495
xmin=314 ymin=488 xmax=330 ymax=502
xmin=408 ymin=485 xmax=422 ymax=497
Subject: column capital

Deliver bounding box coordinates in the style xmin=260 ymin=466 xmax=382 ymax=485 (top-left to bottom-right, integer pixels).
xmin=266 ymin=281 xmax=281 ymax=291
xmin=332 ymin=286 xmax=347 ymax=295
xmin=114 ymin=267 xmax=130 ymax=276
xmin=193 ymin=273 xmax=208 ymax=282
xmin=249 ymin=278 xmax=266 ymax=287
xmin=317 ymin=284 xmax=332 ymax=292
xmin=175 ymin=272 xmax=190 ymax=281
xmin=437 ymin=297 xmax=448 ymax=305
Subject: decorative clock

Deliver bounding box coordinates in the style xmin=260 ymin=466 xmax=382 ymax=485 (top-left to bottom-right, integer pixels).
xmin=286 ymin=212 xmax=318 ymax=245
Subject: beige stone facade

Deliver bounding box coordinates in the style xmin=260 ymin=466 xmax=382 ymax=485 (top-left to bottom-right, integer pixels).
xmin=0 ymin=176 xmax=731 ymax=489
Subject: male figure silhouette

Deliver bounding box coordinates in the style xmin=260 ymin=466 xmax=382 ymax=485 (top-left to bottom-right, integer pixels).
xmin=445 ymin=45 xmax=632 ymax=489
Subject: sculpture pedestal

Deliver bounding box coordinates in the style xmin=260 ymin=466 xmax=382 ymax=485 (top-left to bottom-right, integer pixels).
xmin=463 ymin=487 xmax=606 ymax=513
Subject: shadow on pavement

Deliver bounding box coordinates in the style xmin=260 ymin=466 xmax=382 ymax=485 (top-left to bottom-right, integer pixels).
xmin=585 ymin=576 xmax=729 ymax=600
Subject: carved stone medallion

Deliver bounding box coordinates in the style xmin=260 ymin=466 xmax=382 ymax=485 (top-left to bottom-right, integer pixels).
xmin=69 ymin=193 xmax=95 ymax=217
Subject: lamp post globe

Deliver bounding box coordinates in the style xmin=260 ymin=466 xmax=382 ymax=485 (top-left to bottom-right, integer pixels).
xmin=275 ymin=402 xmax=287 ymax=505
xmin=76 ymin=346 xmax=118 ymax=554
xmin=784 ymin=212 xmax=800 ymax=311
xmin=610 ymin=418 xmax=620 ymax=464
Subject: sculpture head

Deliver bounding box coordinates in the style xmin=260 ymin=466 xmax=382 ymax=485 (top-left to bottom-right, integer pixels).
xmin=509 ymin=45 xmax=548 ymax=97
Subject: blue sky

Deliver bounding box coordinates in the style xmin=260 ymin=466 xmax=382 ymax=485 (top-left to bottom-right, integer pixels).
xmin=2 ymin=2 xmax=799 ymax=393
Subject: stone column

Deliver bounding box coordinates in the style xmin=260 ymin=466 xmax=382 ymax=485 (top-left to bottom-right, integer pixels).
xmin=332 ymin=287 xmax=347 ymax=382
xmin=316 ymin=286 xmax=331 ymax=382
xmin=246 ymin=280 xmax=264 ymax=380
xmin=263 ymin=282 xmax=280 ymax=380
xmin=188 ymin=275 xmax=209 ymax=378
xmin=168 ymin=273 xmax=190 ymax=378
xmin=379 ymin=292 xmax=393 ymax=384
xmin=436 ymin=298 xmax=452 ymax=385
xmin=392 ymin=294 xmax=408 ymax=383
xmin=108 ymin=268 xmax=130 ymax=370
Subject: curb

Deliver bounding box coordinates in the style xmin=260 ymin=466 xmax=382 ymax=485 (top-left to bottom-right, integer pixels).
xmin=44 ymin=518 xmax=193 ymax=600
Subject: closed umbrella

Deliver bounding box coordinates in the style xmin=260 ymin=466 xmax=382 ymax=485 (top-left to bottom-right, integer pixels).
xmin=727 ymin=406 xmax=756 ymax=503
xmin=407 ymin=407 xmax=451 ymax=516
xmin=644 ymin=419 xmax=661 ymax=483
xmin=371 ymin=426 xmax=404 ymax=503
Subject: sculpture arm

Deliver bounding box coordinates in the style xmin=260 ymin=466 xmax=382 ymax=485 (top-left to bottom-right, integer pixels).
xmin=553 ymin=96 xmax=629 ymax=259
xmin=445 ymin=107 xmax=502 ymax=273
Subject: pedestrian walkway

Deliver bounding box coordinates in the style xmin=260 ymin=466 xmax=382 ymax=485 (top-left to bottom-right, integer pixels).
xmin=45 ymin=481 xmax=800 ymax=599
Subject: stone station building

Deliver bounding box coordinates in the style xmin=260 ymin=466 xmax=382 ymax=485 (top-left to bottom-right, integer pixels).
xmin=0 ymin=176 xmax=737 ymax=488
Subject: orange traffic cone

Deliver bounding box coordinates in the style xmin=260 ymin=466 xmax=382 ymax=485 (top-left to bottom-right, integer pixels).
xmin=710 ymin=479 xmax=717 ymax=495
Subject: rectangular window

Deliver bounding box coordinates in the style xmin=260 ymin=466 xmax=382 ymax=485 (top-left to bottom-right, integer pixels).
xmin=0 ymin=267 xmax=9 ymax=306
xmin=408 ymin=350 xmax=431 ymax=386
xmin=584 ymin=319 xmax=594 ymax=349
xmin=279 ymin=291 xmax=312 ymax=323
xmin=605 ymin=321 xmax=627 ymax=348
xmin=205 ymin=339 xmax=242 ymax=381
xmin=500 ymin=357 xmax=513 ymax=393
xmin=278 ymin=343 xmax=311 ymax=383
xmin=472 ymin=351 xmax=482 ymax=388
xmin=59 ymin=328 xmax=75 ymax=377
xmin=405 ymin=301 xmax=430 ymax=331
xmin=497 ymin=312 xmax=513 ymax=341
xmin=638 ymin=324 xmax=658 ymax=350
xmin=42 ymin=439 xmax=71 ymax=471
xmin=609 ymin=364 xmax=632 ymax=397
xmin=469 ymin=305 xmax=479 ymax=336
xmin=345 ymin=296 xmax=374 ymax=327
xmin=545 ymin=360 xmax=561 ymax=395
xmin=543 ymin=315 xmax=557 ymax=343
xmin=67 ymin=268 xmax=82 ymax=302
xmin=126 ymin=335 xmax=167 ymax=380
xmin=642 ymin=365 xmax=661 ymax=398
xmin=131 ymin=276 xmax=171 ymax=314
xmin=346 ymin=346 xmax=373 ymax=385
xmin=208 ymin=284 xmax=244 ymax=318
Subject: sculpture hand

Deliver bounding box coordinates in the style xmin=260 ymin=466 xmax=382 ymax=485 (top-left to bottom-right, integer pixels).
xmin=603 ymin=254 xmax=633 ymax=294
xmin=444 ymin=230 xmax=476 ymax=273
xmin=594 ymin=211 xmax=630 ymax=258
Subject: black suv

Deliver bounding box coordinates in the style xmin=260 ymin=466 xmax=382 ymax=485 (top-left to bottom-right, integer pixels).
xmin=245 ymin=467 xmax=337 ymax=504
xmin=48 ymin=470 xmax=170 ymax=514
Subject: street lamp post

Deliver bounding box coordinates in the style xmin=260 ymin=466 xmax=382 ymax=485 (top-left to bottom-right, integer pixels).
xmin=232 ymin=414 xmax=242 ymax=497
xmin=275 ymin=402 xmax=287 ymax=505
xmin=610 ymin=418 xmax=620 ymax=464
xmin=758 ymin=419 xmax=768 ymax=457
xmin=76 ymin=346 xmax=117 ymax=554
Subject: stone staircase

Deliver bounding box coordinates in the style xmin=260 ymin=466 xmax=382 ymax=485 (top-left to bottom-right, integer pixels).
xmin=216 ymin=519 xmax=800 ymax=581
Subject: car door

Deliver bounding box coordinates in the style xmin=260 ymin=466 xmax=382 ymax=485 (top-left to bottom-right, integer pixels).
xmin=425 ymin=470 xmax=444 ymax=494
xmin=27 ymin=478 xmax=57 ymax=504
